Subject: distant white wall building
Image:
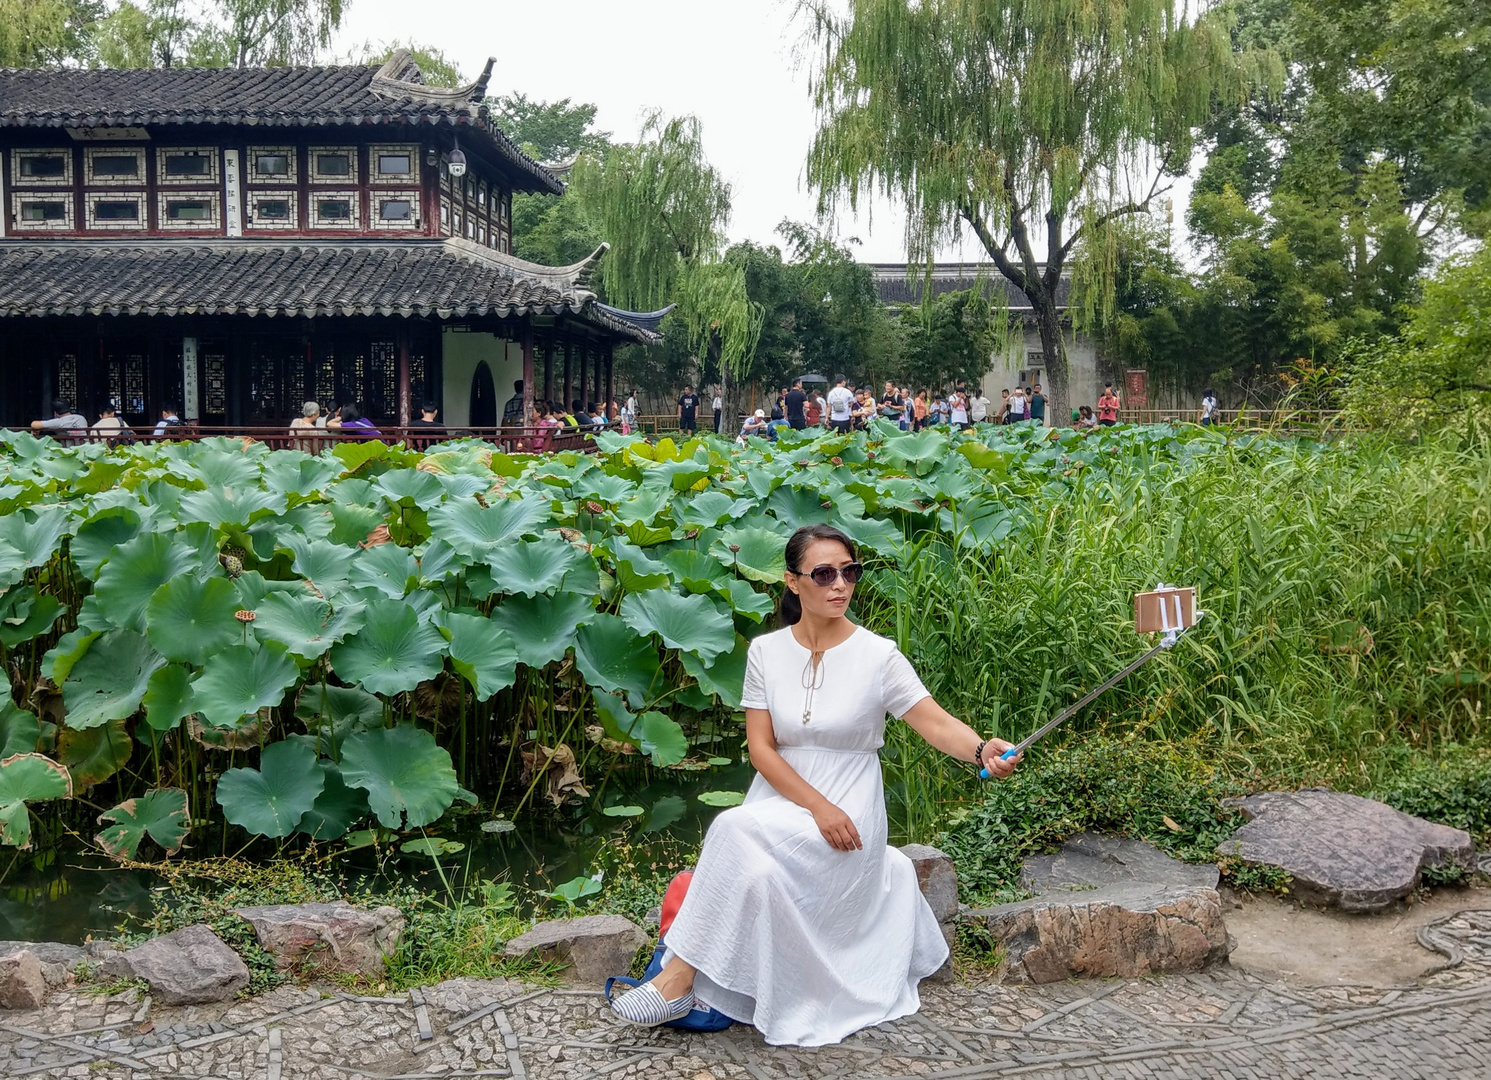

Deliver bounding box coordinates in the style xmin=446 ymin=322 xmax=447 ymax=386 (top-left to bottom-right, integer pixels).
xmin=867 ymin=263 xmax=1194 ymax=415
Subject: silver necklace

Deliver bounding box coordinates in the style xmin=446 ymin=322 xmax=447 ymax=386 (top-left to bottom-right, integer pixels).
xmin=801 ymin=650 xmax=826 ymax=724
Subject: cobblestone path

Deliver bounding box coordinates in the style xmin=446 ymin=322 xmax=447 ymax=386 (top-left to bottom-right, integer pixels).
xmin=4 ymin=910 xmax=1489 ymax=1080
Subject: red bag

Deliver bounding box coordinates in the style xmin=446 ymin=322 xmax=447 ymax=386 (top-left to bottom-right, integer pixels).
xmin=658 ymin=871 xmax=693 ymax=937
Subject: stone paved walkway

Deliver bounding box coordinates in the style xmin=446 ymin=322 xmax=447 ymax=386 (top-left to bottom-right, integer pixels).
xmin=4 ymin=909 xmax=1490 ymax=1080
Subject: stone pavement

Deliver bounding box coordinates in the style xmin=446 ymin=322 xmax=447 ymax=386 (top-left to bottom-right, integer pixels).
xmin=3 ymin=909 xmax=1489 ymax=1080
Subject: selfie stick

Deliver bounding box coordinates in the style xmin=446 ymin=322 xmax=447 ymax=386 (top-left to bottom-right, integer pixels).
xmin=979 ymin=608 xmax=1202 ymax=780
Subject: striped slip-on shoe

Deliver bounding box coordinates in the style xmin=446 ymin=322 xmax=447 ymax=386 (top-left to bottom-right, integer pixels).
xmin=609 ymin=983 xmax=696 ymax=1028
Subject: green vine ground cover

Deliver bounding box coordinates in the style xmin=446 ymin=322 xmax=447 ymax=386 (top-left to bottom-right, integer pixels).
xmin=0 ymin=420 xmax=1486 ymax=926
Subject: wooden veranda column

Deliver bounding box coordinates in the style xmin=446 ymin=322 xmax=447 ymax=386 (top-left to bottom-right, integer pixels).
xmin=604 ymin=343 xmax=614 ymax=414
xmin=520 ymin=327 xmax=535 ymax=425
xmin=591 ymin=344 xmax=602 ymax=410
xmin=396 ymin=323 xmax=412 ymax=428
xmin=542 ymin=338 xmax=554 ymax=407
xmin=561 ymin=340 xmax=572 ymax=411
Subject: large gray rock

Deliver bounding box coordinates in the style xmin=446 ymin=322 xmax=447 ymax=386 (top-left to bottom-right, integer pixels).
xmin=233 ymin=902 xmax=404 ymax=976
xmin=901 ymin=844 xmax=959 ymax=922
xmin=0 ymin=941 xmax=86 ymax=987
xmin=123 ymin=924 xmax=250 ymax=1005
xmin=1021 ymin=833 xmax=1220 ymax=894
xmin=503 ymin=915 xmax=647 ymax=987
xmin=969 ymin=883 xmax=1230 ymax=983
xmin=1217 ymin=790 xmax=1475 ymax=912
xmin=900 ymin=844 xmax=958 ymax=983
xmin=0 ymin=950 xmax=46 ymax=1009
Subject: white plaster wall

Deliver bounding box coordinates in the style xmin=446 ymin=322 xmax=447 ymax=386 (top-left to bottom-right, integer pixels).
xmin=981 ymin=326 xmax=1104 ymax=417
xmin=441 ymin=330 xmax=522 ymax=427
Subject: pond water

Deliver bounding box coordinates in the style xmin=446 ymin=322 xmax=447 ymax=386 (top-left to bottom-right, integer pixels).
xmin=0 ymin=760 xmax=761 ymax=945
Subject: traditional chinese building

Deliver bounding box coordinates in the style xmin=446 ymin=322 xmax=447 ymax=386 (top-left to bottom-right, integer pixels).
xmin=0 ymin=52 xmax=667 ymax=431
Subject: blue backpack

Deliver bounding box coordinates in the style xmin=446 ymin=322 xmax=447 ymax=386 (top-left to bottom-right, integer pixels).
xmin=604 ymin=936 xmax=734 ymax=1032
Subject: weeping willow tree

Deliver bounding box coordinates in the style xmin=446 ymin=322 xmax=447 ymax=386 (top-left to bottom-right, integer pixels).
xmin=802 ymin=0 xmax=1274 ymax=417
xmin=571 ymin=114 xmax=762 ymax=424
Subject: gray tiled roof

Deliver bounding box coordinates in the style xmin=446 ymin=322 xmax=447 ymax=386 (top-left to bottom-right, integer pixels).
xmin=0 ymin=238 xmax=661 ymax=343
xmin=0 ymin=52 xmax=564 ymax=195
xmin=866 ymin=262 xmax=1070 ymax=310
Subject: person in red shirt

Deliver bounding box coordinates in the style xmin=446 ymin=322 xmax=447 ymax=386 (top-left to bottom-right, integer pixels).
xmin=1097 ymin=383 xmax=1122 ymax=426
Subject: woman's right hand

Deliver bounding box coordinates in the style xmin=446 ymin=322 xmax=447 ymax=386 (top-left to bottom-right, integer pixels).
xmin=812 ymin=802 xmax=862 ymax=852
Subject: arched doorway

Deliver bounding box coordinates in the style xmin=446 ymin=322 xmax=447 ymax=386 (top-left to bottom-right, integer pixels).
xmin=469 ymin=361 xmax=496 ymax=427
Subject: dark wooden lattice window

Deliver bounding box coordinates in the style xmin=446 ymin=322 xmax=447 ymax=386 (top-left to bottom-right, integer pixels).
xmin=368 ymin=341 xmax=397 ymax=421
xmin=203 ymin=349 xmax=227 ymax=418
xmin=55 ymin=354 xmax=77 ymax=407
xmin=106 ymin=350 xmax=147 ymax=419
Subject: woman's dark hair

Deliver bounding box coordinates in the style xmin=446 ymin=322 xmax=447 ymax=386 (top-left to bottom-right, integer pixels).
xmin=1203 ymin=387 xmax=1214 ymax=398
xmin=339 ymin=404 xmax=361 ymax=423
xmin=780 ymin=524 xmax=858 ymax=627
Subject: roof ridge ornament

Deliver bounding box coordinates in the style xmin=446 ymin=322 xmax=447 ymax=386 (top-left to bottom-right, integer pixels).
xmin=540 ymin=151 xmax=583 ymax=177
xmin=440 ymin=238 xmax=609 ymax=293
xmin=369 ymin=49 xmax=496 ymax=108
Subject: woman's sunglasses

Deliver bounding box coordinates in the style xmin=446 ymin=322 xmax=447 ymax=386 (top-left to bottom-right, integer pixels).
xmin=791 ymin=562 xmax=864 ymax=587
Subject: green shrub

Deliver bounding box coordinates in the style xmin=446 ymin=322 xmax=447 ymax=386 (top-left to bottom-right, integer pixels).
xmin=1370 ymin=745 xmax=1491 ymax=843
xmin=937 ymin=735 xmax=1259 ymax=904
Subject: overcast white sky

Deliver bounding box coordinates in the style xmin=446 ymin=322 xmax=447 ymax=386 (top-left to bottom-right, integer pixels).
xmin=332 ymin=0 xmax=1191 ymax=265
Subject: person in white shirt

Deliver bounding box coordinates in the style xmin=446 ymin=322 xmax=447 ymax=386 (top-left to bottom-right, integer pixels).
xmin=1199 ymin=388 xmax=1218 ymax=427
xmin=1008 ymin=387 xmax=1029 ymax=423
xmin=969 ymin=390 xmax=989 ymax=425
xmin=949 ymin=390 xmax=969 ymax=428
xmin=712 ymin=391 xmax=723 ymax=433
xmin=825 ymin=376 xmax=855 ymax=434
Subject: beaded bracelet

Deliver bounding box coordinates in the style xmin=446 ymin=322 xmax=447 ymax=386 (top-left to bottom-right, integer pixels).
xmin=973 ymin=739 xmax=987 ymax=767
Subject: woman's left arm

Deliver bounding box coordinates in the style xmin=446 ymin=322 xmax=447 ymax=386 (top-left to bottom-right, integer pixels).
xmin=900 ymin=697 xmax=1022 ymax=780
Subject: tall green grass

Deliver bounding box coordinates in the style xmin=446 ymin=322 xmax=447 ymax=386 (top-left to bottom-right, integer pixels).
xmin=861 ymin=433 xmax=1491 ymax=841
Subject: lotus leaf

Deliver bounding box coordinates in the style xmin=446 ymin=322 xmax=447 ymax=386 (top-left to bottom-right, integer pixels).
xmin=42 ymin=628 xmax=100 ymax=684
xmin=58 ymin=718 xmax=131 ymax=790
xmin=177 ymin=487 xmax=284 ymax=529
xmin=182 ymin=447 xmax=260 ymax=490
xmin=714 ymin=578 xmax=774 ymax=622
xmin=619 ymin=589 xmax=735 ymax=664
xmin=643 ymin=794 xmax=687 ymax=833
xmin=674 ymin=491 xmax=753 ymax=529
xmin=489 ymin=592 xmax=595 ymax=669
xmin=348 ymin=542 xmax=419 ymax=598
xmin=572 ymin=472 xmax=636 ymax=504
xmin=95 ymin=787 xmax=189 ymax=859
xmin=662 ymin=549 xmax=730 ymax=593
xmin=481 ymin=536 xmax=592 ymax=597
xmin=697 ymin=790 xmax=745 ymax=807
xmin=427 ymin=496 xmax=551 ymax=556
xmin=608 ymin=541 xmax=670 ymax=591
xmin=295 ymin=683 xmax=385 ymax=755
xmin=0 ymin=587 xmax=64 ymax=649
xmin=416 ymin=539 xmax=463 ymax=584
xmin=62 ymin=629 xmax=167 ymax=729
xmin=252 ymin=592 xmax=365 ymax=661
xmin=216 ymin=740 xmax=325 ymax=838
xmin=0 ymin=506 xmax=70 ymax=576
xmin=680 ymin=633 xmax=750 ymax=707
xmin=374 ymin=468 xmax=446 ymax=510
xmin=294 ymin=760 xmax=370 ymax=840
xmin=93 ymin=532 xmax=201 ymax=633
xmin=144 ymin=575 xmax=242 ymax=665
xmin=0 ymin=753 xmax=72 ymax=849
xmin=191 ymin=643 xmax=300 ymax=727
xmin=0 ymin=700 xmax=41 ymax=757
xmin=330 ymin=604 xmax=446 ymax=696
xmin=400 ymin=836 xmax=464 ymax=856
xmin=573 ymin=614 xmax=663 ymax=703
xmin=261 ymin=454 xmax=345 ymax=498
xmin=70 ymin=508 xmax=142 ymax=579
xmin=712 ymin=525 xmax=787 ymax=583
xmin=339 ymin=725 xmax=461 ymax=830
xmin=328 ymin=502 xmax=385 ymax=546
xmin=438 ymin=613 xmax=519 ymax=701
xmin=601 ymin=804 xmax=645 ymax=817
xmin=592 ymin=690 xmax=688 ymax=766
xmin=833 ymin=514 xmax=905 ymax=558
xmin=285 ymin=536 xmax=357 ymax=592
xmin=142 ymin=663 xmax=196 ymax=731
xmin=766 ymin=484 xmax=831 ymax=528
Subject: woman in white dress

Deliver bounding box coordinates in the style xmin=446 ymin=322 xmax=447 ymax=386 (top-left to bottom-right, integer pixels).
xmin=610 ymin=524 xmax=1022 ymax=1045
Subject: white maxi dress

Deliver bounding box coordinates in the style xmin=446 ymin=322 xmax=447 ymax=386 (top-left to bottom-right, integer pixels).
xmin=663 ymin=624 xmax=950 ymax=1046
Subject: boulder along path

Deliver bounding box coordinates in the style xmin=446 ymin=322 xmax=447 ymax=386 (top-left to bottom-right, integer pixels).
xmin=2 ymin=905 xmax=1489 ymax=1080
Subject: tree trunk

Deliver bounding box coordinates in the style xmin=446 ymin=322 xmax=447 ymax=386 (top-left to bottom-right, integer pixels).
xmin=1032 ymin=297 xmax=1070 ymax=425
xmin=714 ymin=336 xmax=737 ymax=439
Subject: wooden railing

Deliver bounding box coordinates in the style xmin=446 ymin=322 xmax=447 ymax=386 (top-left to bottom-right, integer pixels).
xmin=1118 ymin=408 xmax=1349 ymax=431
xmin=7 ymin=424 xmax=614 ymax=454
